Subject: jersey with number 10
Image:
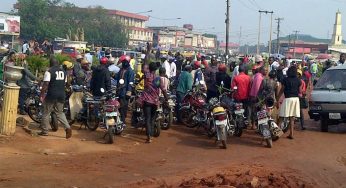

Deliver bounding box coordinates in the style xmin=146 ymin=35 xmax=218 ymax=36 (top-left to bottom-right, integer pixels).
xmin=46 ymin=65 xmax=67 ymax=102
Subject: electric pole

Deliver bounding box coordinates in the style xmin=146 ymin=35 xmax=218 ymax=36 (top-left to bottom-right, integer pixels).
xmin=257 ymin=10 xmax=274 ymax=55
xmin=268 ymin=11 xmax=274 ymax=55
xmin=275 ymin=18 xmax=284 ymax=54
xmin=225 ymin=0 xmax=230 ymax=63
xmin=293 ymin=30 xmax=300 ymax=58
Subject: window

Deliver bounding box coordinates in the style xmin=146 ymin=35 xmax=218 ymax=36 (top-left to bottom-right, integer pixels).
xmin=315 ymin=69 xmax=346 ymax=90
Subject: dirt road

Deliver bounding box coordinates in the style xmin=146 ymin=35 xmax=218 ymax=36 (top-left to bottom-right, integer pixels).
xmin=0 ymin=113 xmax=346 ymax=188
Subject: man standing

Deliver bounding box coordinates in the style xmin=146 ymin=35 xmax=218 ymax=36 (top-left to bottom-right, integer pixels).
xmin=310 ymin=61 xmax=318 ymax=83
xmin=176 ymin=65 xmax=193 ymax=124
xmin=231 ymin=65 xmax=251 ymax=119
xmin=337 ymin=53 xmax=345 ymax=66
xmin=22 ymin=41 xmax=29 ymax=54
xmin=84 ymin=49 xmax=93 ymax=66
xmin=90 ymin=57 xmax=111 ymax=97
xmin=17 ymin=63 xmax=37 ymax=115
xmin=249 ymin=66 xmax=266 ymax=129
xmin=163 ymin=57 xmax=177 ymax=79
xmin=205 ymin=57 xmax=218 ymax=100
xmin=115 ymin=55 xmax=135 ymax=123
xmin=38 ymin=58 xmax=72 ymax=138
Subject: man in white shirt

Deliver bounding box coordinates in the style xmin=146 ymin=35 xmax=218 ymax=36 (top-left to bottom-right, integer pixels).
xmin=163 ymin=57 xmax=177 ymax=79
xmin=84 ymin=50 xmax=93 ymax=67
xmin=22 ymin=41 xmax=29 ymax=54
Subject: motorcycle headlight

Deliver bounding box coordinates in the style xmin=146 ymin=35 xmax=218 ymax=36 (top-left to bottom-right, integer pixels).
xmin=106 ymin=118 xmax=115 ymax=126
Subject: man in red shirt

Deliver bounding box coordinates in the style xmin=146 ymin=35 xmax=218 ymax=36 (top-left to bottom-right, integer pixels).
xmin=231 ymin=65 xmax=251 ymax=120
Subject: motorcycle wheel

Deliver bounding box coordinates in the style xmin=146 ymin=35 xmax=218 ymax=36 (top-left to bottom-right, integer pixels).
xmin=50 ymin=112 xmax=59 ymax=132
xmin=161 ymin=110 xmax=173 ymax=130
xmin=86 ymin=112 xmax=99 ymax=131
xmin=265 ymin=138 xmax=273 ymax=148
xmin=220 ymin=126 xmax=227 ymax=149
xmin=281 ymin=118 xmax=289 ymax=133
xmin=231 ymin=118 xmax=243 ymax=137
xmin=106 ymin=127 xmax=114 ymax=144
xmin=181 ymin=110 xmax=196 ymax=128
xmin=27 ymin=103 xmax=42 ymax=123
xmin=153 ymin=119 xmax=161 ymax=137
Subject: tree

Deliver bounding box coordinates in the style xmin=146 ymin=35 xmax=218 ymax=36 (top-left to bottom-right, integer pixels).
xmin=17 ymin=0 xmax=128 ymax=47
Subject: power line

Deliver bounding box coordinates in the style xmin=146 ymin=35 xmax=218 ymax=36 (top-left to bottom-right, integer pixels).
xmin=235 ymin=0 xmax=257 ymax=11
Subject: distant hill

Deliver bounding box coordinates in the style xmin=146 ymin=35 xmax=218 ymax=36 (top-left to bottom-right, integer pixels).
xmin=274 ymin=34 xmax=346 ymax=44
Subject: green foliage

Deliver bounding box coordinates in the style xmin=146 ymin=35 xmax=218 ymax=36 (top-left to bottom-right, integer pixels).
xmin=26 ymin=55 xmax=49 ymax=74
xmin=54 ymin=54 xmax=72 ymax=64
xmin=17 ymin=0 xmax=128 ymax=47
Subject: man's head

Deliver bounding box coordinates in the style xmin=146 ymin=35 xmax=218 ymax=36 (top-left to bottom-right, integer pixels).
xmin=239 ymin=64 xmax=246 ymax=73
xmin=255 ymin=55 xmax=263 ymax=64
xmin=340 ymin=53 xmax=346 ymax=64
xmin=149 ymin=62 xmax=158 ymax=72
xmin=185 ymin=65 xmax=192 ymax=72
xmin=130 ymin=53 xmax=134 ymax=59
xmin=50 ymin=57 xmax=59 ymax=67
xmin=268 ymin=57 xmax=274 ymax=64
xmin=258 ymin=66 xmax=266 ymax=76
xmin=159 ymin=67 xmax=166 ymax=76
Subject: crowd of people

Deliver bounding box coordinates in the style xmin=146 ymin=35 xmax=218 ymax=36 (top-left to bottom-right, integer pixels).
xmin=1 ymin=40 xmax=345 ymax=143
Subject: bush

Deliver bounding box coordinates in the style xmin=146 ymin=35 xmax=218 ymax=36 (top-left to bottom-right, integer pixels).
xmin=54 ymin=54 xmax=72 ymax=64
xmin=26 ymin=55 xmax=49 ymax=75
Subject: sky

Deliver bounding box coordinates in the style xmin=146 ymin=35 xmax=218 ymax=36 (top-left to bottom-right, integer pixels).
xmin=1 ymin=0 xmax=346 ymax=45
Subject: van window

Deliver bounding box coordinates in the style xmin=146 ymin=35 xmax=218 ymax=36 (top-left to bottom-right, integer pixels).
xmin=315 ymin=69 xmax=346 ymax=90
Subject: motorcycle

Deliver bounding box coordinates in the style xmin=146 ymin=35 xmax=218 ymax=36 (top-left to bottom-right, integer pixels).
xmin=219 ymin=86 xmax=246 ymax=137
xmin=208 ymin=97 xmax=229 ymax=149
xmin=81 ymin=80 xmax=126 ymax=142
xmin=158 ymin=92 xmax=176 ymax=130
xmin=256 ymin=97 xmax=283 ymax=148
xmin=99 ymin=86 xmax=126 ymax=144
xmin=25 ymin=83 xmax=58 ymax=131
xmin=179 ymin=80 xmax=208 ymax=128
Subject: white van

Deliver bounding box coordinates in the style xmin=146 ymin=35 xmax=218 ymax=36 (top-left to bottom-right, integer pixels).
xmin=309 ymin=65 xmax=346 ymax=132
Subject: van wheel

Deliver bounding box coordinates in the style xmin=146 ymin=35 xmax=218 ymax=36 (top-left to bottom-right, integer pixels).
xmin=321 ymin=119 xmax=329 ymax=132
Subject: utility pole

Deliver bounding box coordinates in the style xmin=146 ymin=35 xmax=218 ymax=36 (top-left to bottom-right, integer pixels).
xmin=257 ymin=11 xmax=262 ymax=55
xmin=293 ymin=30 xmax=300 ymax=58
xmin=268 ymin=11 xmax=274 ymax=55
xmin=275 ymin=17 xmax=284 ymax=54
xmin=257 ymin=10 xmax=274 ymax=55
xmin=239 ymin=26 xmax=242 ymax=47
xmin=225 ymin=0 xmax=230 ymax=64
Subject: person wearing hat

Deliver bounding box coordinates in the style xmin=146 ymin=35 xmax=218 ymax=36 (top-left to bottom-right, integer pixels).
xmin=90 ymin=57 xmax=111 ymax=97
xmin=72 ymin=55 xmax=86 ymax=86
xmin=176 ymin=65 xmax=193 ymax=124
xmin=163 ymin=56 xmax=177 ymax=79
xmin=249 ymin=66 xmax=266 ymax=129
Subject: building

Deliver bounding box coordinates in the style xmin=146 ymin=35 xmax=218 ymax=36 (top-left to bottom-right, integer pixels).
xmin=149 ymin=25 xmax=217 ymax=51
xmin=108 ymin=10 xmax=153 ymax=47
xmin=329 ymin=10 xmax=346 ymax=55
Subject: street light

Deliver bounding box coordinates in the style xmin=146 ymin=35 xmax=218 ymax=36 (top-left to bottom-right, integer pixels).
xmin=135 ymin=10 xmax=153 ymax=14
xmin=149 ymin=16 xmax=182 ymax=20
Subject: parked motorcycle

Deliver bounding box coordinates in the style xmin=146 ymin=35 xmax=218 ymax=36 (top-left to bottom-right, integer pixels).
xmin=157 ymin=93 xmax=176 ymax=130
xmin=99 ymin=86 xmax=126 ymax=144
xmin=219 ymin=87 xmax=246 ymax=137
xmin=256 ymin=97 xmax=283 ymax=148
xmin=179 ymin=80 xmax=208 ymax=128
xmin=208 ymin=97 xmax=228 ymax=149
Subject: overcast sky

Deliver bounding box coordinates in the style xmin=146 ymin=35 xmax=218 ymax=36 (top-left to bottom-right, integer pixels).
xmin=1 ymin=0 xmax=346 ymax=45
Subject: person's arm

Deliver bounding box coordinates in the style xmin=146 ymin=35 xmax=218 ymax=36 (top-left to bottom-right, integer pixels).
xmin=187 ymin=74 xmax=193 ymax=90
xmin=40 ymin=71 xmax=50 ymax=102
xmin=105 ymin=70 xmax=111 ymax=92
xmin=172 ymin=63 xmax=177 ymax=77
xmin=24 ymin=68 xmax=37 ymax=81
xmin=127 ymin=70 xmax=135 ymax=92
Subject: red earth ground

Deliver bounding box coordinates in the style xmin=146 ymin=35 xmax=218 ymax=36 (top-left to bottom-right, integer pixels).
xmin=0 ymin=110 xmax=346 ymax=188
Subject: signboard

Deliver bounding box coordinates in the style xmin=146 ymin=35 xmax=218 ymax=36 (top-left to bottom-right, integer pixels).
xmin=0 ymin=13 xmax=20 ymax=35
